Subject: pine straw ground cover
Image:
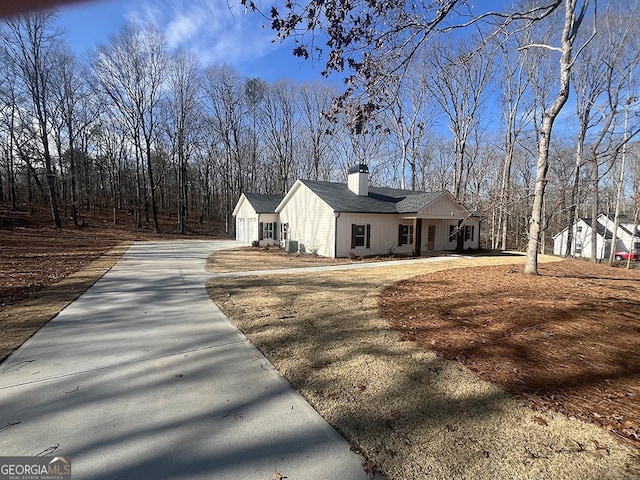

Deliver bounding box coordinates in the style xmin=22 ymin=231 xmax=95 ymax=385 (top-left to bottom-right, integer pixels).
xmin=379 ymin=260 xmax=640 ymax=450
xmin=207 ymin=252 xmax=640 ymax=479
xmin=0 ymin=206 xmax=216 ymax=362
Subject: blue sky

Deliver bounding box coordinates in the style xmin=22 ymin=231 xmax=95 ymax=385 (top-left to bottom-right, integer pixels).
xmin=56 ymin=0 xmax=332 ymax=84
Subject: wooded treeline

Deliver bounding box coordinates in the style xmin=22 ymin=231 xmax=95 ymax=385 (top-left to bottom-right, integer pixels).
xmin=0 ymin=5 xmax=639 ymax=258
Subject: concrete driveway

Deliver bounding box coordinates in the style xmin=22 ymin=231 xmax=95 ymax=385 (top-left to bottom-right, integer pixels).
xmin=0 ymin=241 xmax=371 ymax=480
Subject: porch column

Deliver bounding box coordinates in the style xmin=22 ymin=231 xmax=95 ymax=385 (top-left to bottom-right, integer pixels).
xmin=413 ymin=218 xmax=422 ymax=257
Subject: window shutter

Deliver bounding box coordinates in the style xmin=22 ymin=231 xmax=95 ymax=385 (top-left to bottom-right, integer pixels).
xmin=274 ymin=223 xmax=278 ymax=241
xmin=366 ymin=224 xmax=371 ymax=249
xmin=471 ymin=225 xmax=475 ymax=242
xmin=351 ymin=224 xmax=356 ymax=249
xmin=398 ymin=225 xmax=403 ymax=246
xmin=259 ymin=222 xmax=263 ymax=240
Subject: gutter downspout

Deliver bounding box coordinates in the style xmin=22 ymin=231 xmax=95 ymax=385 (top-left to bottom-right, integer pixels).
xmin=334 ymin=212 xmax=341 ymax=258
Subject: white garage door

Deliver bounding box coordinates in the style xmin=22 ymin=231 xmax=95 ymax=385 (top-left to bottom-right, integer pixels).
xmin=237 ymin=218 xmax=245 ymax=242
xmin=247 ymin=218 xmax=257 ymax=242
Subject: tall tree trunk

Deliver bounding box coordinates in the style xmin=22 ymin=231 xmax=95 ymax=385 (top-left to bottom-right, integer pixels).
xmin=500 ymin=143 xmax=513 ymax=250
xmin=145 ymin=140 xmax=160 ymax=233
xmin=524 ymin=0 xmax=585 ymax=274
xmin=565 ymin=122 xmax=586 ymax=256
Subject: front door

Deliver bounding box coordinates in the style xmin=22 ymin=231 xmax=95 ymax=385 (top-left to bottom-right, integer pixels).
xmin=427 ymin=225 xmax=436 ymax=250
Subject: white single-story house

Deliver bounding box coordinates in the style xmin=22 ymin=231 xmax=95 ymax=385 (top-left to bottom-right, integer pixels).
xmin=552 ymin=213 xmax=639 ymax=260
xmin=233 ymin=164 xmax=482 ymax=258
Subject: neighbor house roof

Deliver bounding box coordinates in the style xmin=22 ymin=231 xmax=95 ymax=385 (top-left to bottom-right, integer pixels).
xmin=297 ymin=180 xmax=450 ymax=214
xmin=243 ymin=193 xmax=284 ymax=214
xmin=583 ymin=218 xmax=614 ymax=240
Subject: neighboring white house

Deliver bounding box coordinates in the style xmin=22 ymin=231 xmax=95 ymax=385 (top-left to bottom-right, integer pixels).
xmin=552 ymin=213 xmax=639 ymax=260
xmin=233 ymin=164 xmax=482 ymax=258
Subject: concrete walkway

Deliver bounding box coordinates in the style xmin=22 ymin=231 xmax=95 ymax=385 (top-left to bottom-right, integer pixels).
xmin=0 ymin=241 xmax=372 ymax=480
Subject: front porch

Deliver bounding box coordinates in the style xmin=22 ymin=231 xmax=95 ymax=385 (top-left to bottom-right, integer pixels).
xmin=403 ymin=217 xmax=479 ymax=257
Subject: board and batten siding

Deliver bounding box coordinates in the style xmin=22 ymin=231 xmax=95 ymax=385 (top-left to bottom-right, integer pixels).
xmin=234 ymin=196 xmax=258 ymax=243
xmin=278 ymin=182 xmax=336 ymax=257
xmin=417 ymin=219 xmax=460 ymax=251
xmin=337 ymin=216 xmax=479 ymax=258
xmin=337 ymin=213 xmax=404 ymax=257
xmin=414 ymin=194 xmax=480 ymax=251
xmin=416 ymin=194 xmax=468 ymax=219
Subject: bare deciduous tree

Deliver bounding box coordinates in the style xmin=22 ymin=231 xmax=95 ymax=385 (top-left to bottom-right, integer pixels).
xmin=92 ymin=24 xmax=167 ymax=232
xmin=167 ymin=51 xmax=201 ymax=233
xmin=424 ymin=39 xmax=493 ymax=202
xmin=1 ymin=11 xmax=62 ymax=227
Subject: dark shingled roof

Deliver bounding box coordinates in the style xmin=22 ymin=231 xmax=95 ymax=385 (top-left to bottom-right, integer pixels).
xmin=299 ymin=180 xmax=448 ymax=214
xmin=583 ymin=218 xmax=614 ymax=240
xmin=583 ymin=216 xmax=637 ymax=239
xmin=244 ymin=193 xmax=284 ymax=213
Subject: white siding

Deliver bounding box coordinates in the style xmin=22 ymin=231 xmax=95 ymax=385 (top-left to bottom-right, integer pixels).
xmin=597 ymin=214 xmax=635 ymax=253
xmin=233 ymin=195 xmax=278 ymax=245
xmin=418 ymin=219 xmax=480 ymax=252
xmin=552 ymin=219 xmax=606 ymax=259
xmin=463 ymin=219 xmax=481 ymax=249
xmin=247 ymin=218 xmax=257 ymax=243
xmin=233 ymin=195 xmax=258 ymax=243
xmin=335 ymin=216 xmax=480 ymax=257
xmin=258 ymin=213 xmax=279 ymax=246
xmin=552 ymin=228 xmax=569 ymax=256
xmin=337 ymin=214 xmax=404 ymax=257
xmin=237 ymin=218 xmax=245 ymax=242
xmin=417 ymin=194 xmax=467 ymax=219
xmin=278 ymin=183 xmax=336 ymax=257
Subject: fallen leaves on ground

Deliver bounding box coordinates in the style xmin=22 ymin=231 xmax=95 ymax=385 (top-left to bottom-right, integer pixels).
xmin=380 ymin=260 xmax=640 ymax=450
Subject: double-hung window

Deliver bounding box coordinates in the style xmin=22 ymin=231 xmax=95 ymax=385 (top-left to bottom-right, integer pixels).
xmin=464 ymin=225 xmax=475 ymax=242
xmin=351 ymin=224 xmax=371 ymax=249
xmin=398 ymin=224 xmax=414 ymax=246
xmin=259 ymin=222 xmax=276 ymax=240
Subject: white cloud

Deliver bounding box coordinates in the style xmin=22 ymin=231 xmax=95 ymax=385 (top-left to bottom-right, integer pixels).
xmin=123 ymin=0 xmax=280 ymax=68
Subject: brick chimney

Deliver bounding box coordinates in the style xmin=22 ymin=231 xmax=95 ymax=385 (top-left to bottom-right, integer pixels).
xmin=348 ymin=164 xmax=369 ymax=196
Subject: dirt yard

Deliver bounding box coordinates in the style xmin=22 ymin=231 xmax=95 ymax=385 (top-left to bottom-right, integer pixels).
xmin=0 ymin=206 xmax=215 ymax=362
xmin=207 ymin=251 xmax=640 ymax=479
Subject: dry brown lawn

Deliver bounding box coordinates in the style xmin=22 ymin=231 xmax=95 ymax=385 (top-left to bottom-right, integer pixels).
xmin=206 ymin=245 xmax=420 ymax=272
xmin=207 ymin=251 xmax=640 ymax=480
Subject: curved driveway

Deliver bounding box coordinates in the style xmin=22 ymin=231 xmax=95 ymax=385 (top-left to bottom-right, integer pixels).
xmin=0 ymin=241 xmax=371 ymax=480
